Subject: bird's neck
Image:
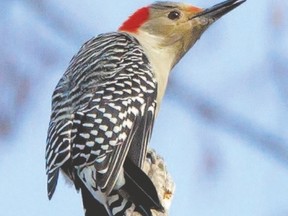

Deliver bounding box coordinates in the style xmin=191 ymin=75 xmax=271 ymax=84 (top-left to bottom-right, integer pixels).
xmin=129 ymin=31 xmax=177 ymax=112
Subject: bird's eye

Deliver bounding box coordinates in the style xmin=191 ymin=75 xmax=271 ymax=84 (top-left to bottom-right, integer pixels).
xmin=168 ymin=10 xmax=181 ymax=20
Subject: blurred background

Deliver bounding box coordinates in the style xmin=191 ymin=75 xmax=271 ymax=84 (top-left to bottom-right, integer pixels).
xmin=1 ymin=0 xmax=288 ymax=215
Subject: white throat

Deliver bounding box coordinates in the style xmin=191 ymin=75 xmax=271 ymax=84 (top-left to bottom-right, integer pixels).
xmin=131 ymin=31 xmax=176 ymax=113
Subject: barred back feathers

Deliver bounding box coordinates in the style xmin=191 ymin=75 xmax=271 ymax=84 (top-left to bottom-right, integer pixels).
xmin=45 ymin=32 xmax=160 ymax=215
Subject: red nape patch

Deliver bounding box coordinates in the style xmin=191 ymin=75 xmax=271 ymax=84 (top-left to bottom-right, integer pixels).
xmin=119 ymin=6 xmax=150 ymax=33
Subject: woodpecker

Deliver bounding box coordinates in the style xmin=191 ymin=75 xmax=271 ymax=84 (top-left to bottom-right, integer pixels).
xmin=45 ymin=0 xmax=245 ymax=215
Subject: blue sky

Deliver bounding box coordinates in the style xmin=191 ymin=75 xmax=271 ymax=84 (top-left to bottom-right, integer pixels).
xmin=1 ymin=0 xmax=288 ymax=215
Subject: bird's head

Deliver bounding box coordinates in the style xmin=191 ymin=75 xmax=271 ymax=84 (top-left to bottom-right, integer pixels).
xmin=119 ymin=0 xmax=245 ymax=68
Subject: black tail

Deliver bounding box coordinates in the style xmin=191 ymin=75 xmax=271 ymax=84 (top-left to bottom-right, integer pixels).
xmin=79 ymin=158 xmax=164 ymax=216
xmin=80 ymin=181 xmax=109 ymax=216
xmin=81 ymin=183 xmax=134 ymax=216
xmin=123 ymin=158 xmax=164 ymax=216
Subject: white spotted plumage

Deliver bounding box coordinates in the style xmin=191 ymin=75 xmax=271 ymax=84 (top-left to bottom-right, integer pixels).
xmin=45 ymin=32 xmax=157 ymax=214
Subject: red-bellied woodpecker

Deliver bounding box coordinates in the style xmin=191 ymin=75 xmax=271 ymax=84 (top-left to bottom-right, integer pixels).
xmin=45 ymin=0 xmax=245 ymax=215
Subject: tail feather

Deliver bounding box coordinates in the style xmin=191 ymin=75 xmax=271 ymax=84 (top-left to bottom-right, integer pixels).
xmin=122 ymin=158 xmax=164 ymax=215
xmin=47 ymin=169 xmax=59 ymax=200
xmin=80 ymin=181 xmax=109 ymax=216
xmin=80 ymin=180 xmax=134 ymax=216
xmin=79 ymin=158 xmax=163 ymax=216
xmin=107 ymin=191 xmax=134 ymax=216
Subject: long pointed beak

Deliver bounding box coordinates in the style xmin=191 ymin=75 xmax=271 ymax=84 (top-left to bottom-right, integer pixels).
xmin=192 ymin=0 xmax=246 ymax=20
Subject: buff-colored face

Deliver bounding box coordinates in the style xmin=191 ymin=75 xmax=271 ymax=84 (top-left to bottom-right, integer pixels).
xmin=138 ymin=2 xmax=212 ymax=65
xmin=141 ymin=3 xmax=207 ymax=43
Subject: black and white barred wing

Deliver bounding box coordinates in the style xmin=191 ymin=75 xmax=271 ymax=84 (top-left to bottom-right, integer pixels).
xmin=70 ymin=37 xmax=157 ymax=194
xmin=46 ymin=75 xmax=74 ymax=199
xmin=71 ymin=93 xmax=147 ymax=192
xmin=45 ymin=32 xmax=157 ymax=198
